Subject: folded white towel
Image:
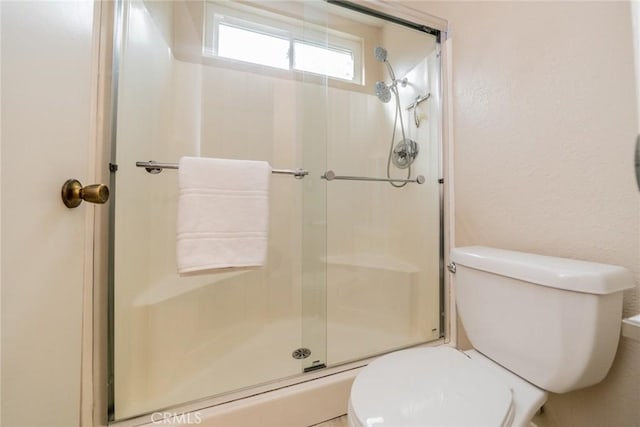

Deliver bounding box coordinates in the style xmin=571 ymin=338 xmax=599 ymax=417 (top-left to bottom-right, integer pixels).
xmin=176 ymin=156 xmax=271 ymax=273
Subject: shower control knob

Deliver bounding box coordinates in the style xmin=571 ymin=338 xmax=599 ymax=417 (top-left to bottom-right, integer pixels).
xmin=392 ymin=139 xmax=419 ymax=169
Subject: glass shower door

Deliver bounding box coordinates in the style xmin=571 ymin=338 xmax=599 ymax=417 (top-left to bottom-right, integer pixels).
xmin=108 ymin=0 xmax=443 ymax=420
xmin=321 ymin=2 xmax=443 ymax=366
xmin=110 ymin=0 xmax=329 ymax=419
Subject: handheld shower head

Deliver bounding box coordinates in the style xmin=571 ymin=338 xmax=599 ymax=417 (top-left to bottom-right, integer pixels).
xmin=373 ymin=47 xmax=419 ymax=184
xmin=374 ymin=46 xmax=388 ymax=62
xmin=374 ymin=46 xmax=396 ymax=83
xmin=375 ymin=81 xmax=392 ymax=103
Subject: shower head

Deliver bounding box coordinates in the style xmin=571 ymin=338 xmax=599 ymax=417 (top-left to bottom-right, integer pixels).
xmin=375 ymin=77 xmax=408 ymax=103
xmin=374 ymin=46 xmax=397 ymax=84
xmin=375 ymin=81 xmax=392 ymax=103
xmin=374 ymin=46 xmax=388 ymax=63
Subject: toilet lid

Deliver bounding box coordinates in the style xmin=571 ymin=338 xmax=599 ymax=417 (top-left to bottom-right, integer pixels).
xmin=350 ymin=346 xmax=514 ymax=427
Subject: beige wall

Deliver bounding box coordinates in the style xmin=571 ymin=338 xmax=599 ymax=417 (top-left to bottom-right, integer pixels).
xmin=408 ymin=1 xmax=640 ymax=426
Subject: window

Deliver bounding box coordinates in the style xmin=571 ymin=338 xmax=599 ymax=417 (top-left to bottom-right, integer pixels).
xmin=204 ymin=2 xmax=363 ymax=84
xmin=217 ymin=23 xmax=290 ymax=70
xmin=293 ymin=41 xmax=354 ymax=81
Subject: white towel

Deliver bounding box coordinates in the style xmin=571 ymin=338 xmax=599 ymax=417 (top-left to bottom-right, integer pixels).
xmin=176 ymin=156 xmax=270 ymax=273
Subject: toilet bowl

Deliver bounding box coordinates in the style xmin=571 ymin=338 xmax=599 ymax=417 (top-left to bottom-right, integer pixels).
xmin=348 ymin=246 xmax=634 ymax=427
xmin=348 ymin=346 xmax=546 ymax=427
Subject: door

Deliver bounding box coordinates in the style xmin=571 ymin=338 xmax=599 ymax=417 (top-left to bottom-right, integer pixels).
xmin=1 ymin=2 xmax=99 ymax=426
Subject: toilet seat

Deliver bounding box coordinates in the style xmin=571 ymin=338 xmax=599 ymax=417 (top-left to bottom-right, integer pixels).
xmin=349 ymin=346 xmax=519 ymax=427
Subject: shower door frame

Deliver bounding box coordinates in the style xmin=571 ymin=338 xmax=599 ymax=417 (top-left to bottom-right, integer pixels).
xmin=98 ymin=0 xmax=454 ymax=424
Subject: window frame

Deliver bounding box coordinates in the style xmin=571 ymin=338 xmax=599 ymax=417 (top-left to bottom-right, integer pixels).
xmin=203 ymin=2 xmax=363 ymax=85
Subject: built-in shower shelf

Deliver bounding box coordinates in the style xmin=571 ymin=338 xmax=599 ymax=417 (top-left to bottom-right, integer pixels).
xmin=323 ymin=253 xmax=420 ymax=273
xmin=133 ymin=270 xmax=251 ymax=306
xmin=622 ymin=314 xmax=640 ymax=341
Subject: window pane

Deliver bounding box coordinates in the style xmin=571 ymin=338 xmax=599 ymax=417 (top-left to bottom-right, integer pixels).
xmin=293 ymin=41 xmax=354 ymax=80
xmin=217 ymin=24 xmax=290 ymax=70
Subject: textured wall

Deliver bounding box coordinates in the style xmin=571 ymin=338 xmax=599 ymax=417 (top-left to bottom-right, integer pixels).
xmin=406 ymin=1 xmax=640 ymax=426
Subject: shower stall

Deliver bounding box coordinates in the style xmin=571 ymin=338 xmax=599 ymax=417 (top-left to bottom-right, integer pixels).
xmin=109 ymin=0 xmax=444 ymax=420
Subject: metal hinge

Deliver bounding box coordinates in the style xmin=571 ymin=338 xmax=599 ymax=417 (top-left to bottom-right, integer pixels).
xmin=446 ymin=262 xmax=456 ymax=273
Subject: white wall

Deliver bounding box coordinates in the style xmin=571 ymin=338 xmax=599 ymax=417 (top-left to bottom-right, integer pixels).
xmin=409 ymin=1 xmax=640 ymax=425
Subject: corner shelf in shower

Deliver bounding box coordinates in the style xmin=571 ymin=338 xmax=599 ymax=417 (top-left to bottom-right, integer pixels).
xmin=322 ymin=253 xmax=420 ymax=273
xmin=133 ymin=270 xmax=252 ymax=306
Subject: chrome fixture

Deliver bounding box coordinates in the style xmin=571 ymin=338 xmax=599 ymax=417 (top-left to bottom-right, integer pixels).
xmin=374 ymin=78 xmax=408 ymax=104
xmin=374 ymin=46 xmax=418 ymax=186
xmin=392 ymin=139 xmax=420 ymax=169
xmin=374 ymin=46 xmax=388 ymax=64
xmin=407 ymin=93 xmax=431 ymax=128
xmin=135 ymin=161 xmax=309 ymax=179
xmin=446 ymin=262 xmax=456 ymax=274
xmin=407 ymin=93 xmax=431 ymax=111
xmin=375 ymin=81 xmax=392 ymax=103
xmin=375 ymin=79 xmax=408 ymax=104
xmin=322 ymin=170 xmax=425 ymax=185
xmin=374 ymin=46 xmax=407 ymax=88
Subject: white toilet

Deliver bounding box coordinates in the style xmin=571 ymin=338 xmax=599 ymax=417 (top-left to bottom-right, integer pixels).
xmin=348 ymin=246 xmax=634 ymax=427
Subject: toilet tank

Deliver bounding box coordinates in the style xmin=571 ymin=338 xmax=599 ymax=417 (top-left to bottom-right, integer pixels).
xmin=451 ymin=246 xmax=634 ymax=394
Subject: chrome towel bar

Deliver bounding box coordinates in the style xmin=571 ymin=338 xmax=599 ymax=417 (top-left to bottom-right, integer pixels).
xmin=321 ymin=170 xmax=425 ymax=184
xmin=135 ymin=161 xmax=309 ymax=179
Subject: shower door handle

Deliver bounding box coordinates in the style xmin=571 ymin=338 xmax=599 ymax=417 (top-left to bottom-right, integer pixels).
xmin=61 ymin=179 xmax=110 ymax=208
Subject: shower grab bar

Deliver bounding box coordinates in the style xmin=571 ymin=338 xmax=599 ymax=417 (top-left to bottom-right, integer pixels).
xmin=135 ymin=161 xmax=309 ymax=179
xmin=406 ymin=93 xmax=431 ymax=128
xmin=321 ymin=170 xmax=425 ymax=184
xmin=406 ymin=93 xmax=431 ymax=111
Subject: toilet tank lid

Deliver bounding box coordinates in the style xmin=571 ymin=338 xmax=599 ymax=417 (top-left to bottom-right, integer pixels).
xmin=451 ymin=246 xmax=635 ymax=295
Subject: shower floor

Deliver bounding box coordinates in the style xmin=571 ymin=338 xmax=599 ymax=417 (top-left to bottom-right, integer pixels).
xmin=119 ymin=318 xmax=423 ymax=419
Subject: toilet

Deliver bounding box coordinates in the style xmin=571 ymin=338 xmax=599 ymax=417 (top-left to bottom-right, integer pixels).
xmin=348 ymin=246 xmax=634 ymax=427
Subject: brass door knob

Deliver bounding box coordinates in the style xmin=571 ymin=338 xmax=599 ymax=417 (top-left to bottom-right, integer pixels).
xmin=61 ymin=179 xmax=110 ymax=208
